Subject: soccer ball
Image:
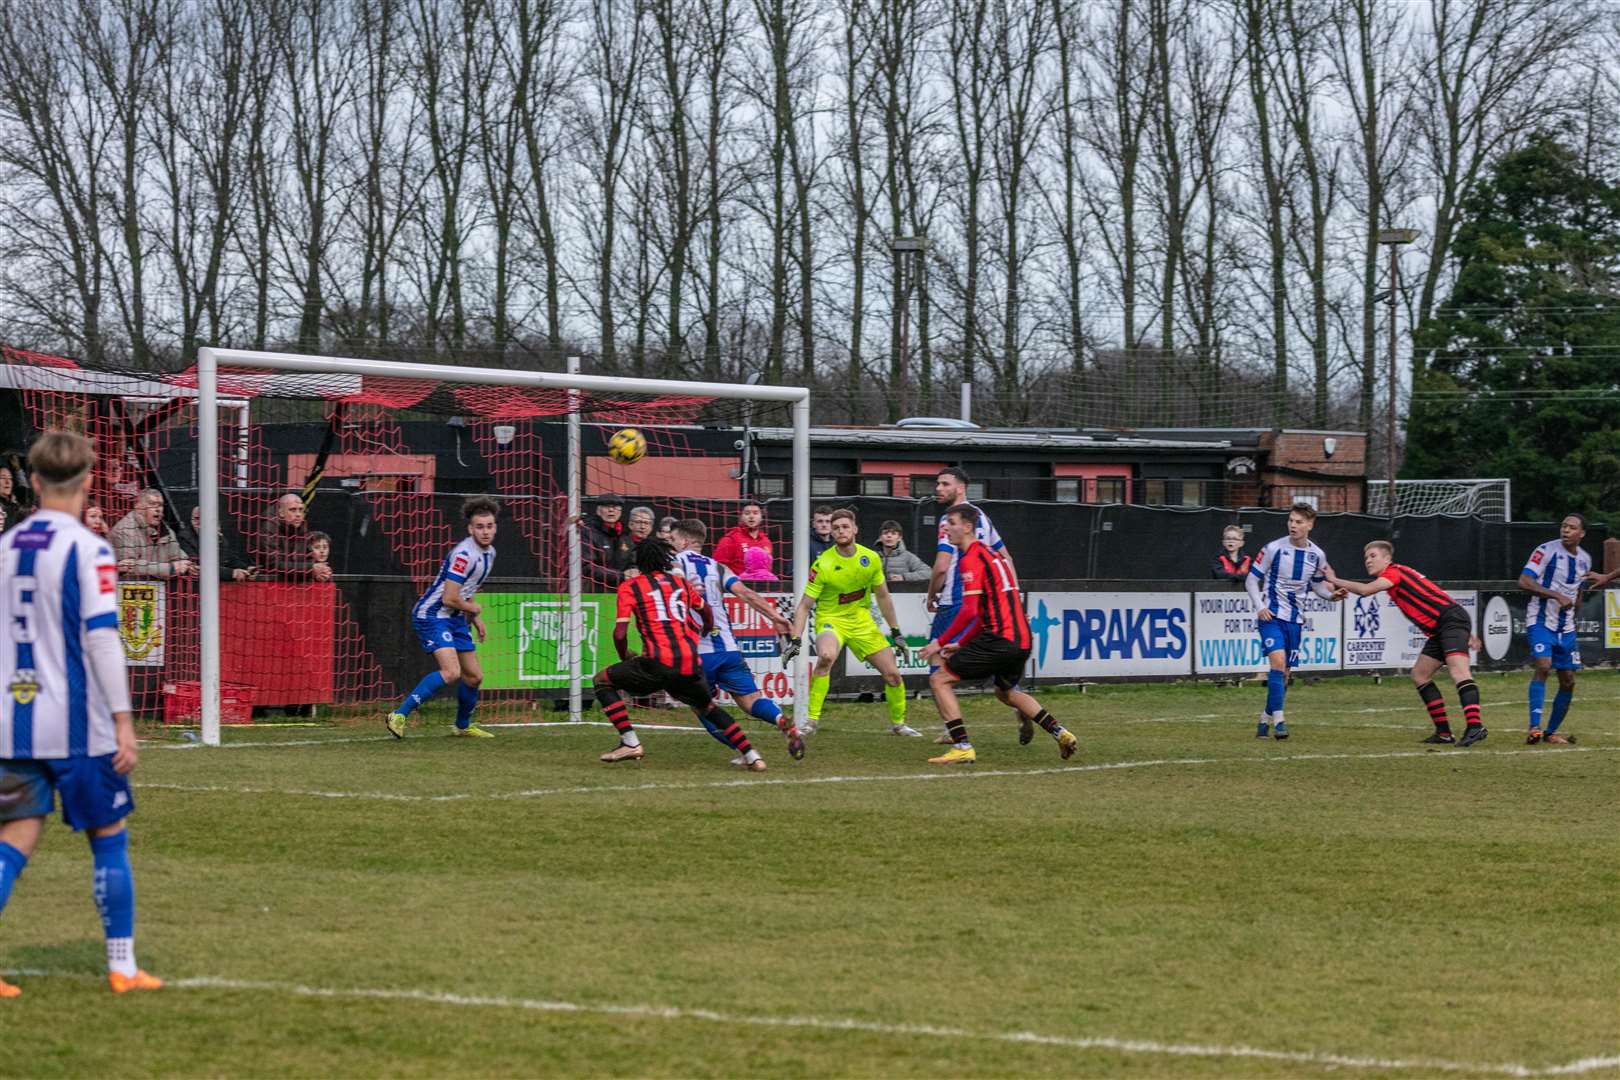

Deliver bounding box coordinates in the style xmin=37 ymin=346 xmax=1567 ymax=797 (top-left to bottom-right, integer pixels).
xmin=607 ymin=427 xmax=647 ymax=465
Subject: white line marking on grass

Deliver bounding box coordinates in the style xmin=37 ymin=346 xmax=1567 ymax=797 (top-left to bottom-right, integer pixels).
xmin=148 ymin=720 xmax=709 ymax=751
xmin=136 ymin=746 xmax=1618 ymax=804
xmin=6 ymin=971 xmax=1606 ymax=1077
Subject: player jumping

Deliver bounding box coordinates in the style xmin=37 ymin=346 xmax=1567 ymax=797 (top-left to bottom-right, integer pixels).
xmin=597 ymin=539 xmax=765 ymax=769
xmin=918 ymin=504 xmax=1076 ymax=765
xmin=1518 ymin=514 xmax=1613 ymax=744
xmin=670 ymin=518 xmax=804 ymax=763
xmin=786 ymin=508 xmax=917 ymax=737
xmin=387 ymin=496 xmax=499 ymax=739
xmin=1325 ymin=542 xmax=1487 ymax=747
xmin=1 ymin=431 xmax=161 ymax=996
xmin=1246 ymin=502 xmax=1338 ymax=740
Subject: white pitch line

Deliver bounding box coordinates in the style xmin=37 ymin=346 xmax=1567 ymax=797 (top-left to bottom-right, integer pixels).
xmin=148 ymin=720 xmax=710 ymax=751
xmin=3 ymin=971 xmax=1607 ymax=1078
xmin=136 ymin=745 xmax=1617 ymax=805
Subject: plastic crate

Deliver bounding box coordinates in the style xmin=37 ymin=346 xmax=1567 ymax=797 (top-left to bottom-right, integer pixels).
xmin=162 ymin=680 xmax=255 ymax=726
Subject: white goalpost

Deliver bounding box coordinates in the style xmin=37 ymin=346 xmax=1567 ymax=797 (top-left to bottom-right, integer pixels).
xmin=194 ymin=347 xmax=812 ymax=748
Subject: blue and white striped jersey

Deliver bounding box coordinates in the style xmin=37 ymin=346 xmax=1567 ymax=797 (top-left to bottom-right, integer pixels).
xmin=411 ymin=536 xmax=495 ymax=621
xmin=1 ymin=510 xmax=126 ymax=759
xmin=936 ymin=503 xmax=1006 ymax=607
xmin=674 ymin=549 xmax=740 ymax=654
xmin=1521 ymin=540 xmax=1590 ymax=634
xmin=1248 ymin=536 xmax=1329 ymax=624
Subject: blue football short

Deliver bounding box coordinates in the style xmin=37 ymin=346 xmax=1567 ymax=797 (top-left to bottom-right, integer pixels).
xmin=414 ymin=616 xmax=474 ymax=654
xmin=1257 ymin=618 xmax=1304 ymax=669
xmin=929 ymin=604 xmax=971 ymax=673
xmin=1526 ymin=624 xmax=1581 ymax=670
xmin=702 ymin=650 xmax=761 ymax=697
xmin=0 ymin=754 xmax=134 ymax=831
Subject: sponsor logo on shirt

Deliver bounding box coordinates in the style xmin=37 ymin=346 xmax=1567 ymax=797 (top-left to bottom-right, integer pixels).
xmin=451 ymin=553 xmax=469 ymax=575
xmin=97 ymin=565 xmax=118 ymax=594
xmin=1530 ymin=549 xmax=1545 ymax=565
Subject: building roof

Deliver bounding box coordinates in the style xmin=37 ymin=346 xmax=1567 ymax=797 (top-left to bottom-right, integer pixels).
xmin=748 ymin=426 xmax=1232 ymax=452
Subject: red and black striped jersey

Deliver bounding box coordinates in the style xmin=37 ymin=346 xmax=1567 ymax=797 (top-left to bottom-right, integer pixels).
xmin=1377 ymin=563 xmax=1457 ymax=634
xmin=616 ymin=572 xmax=707 ymax=674
xmin=956 ymin=540 xmax=1031 ymax=649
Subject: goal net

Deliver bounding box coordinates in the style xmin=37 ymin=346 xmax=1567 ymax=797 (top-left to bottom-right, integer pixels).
xmin=1365 ymin=479 xmax=1512 ymax=522
xmin=2 ymin=346 xmax=810 ymax=745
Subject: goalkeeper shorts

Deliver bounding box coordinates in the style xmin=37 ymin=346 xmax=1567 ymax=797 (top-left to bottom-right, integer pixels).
xmin=814 ymin=611 xmax=892 ymax=663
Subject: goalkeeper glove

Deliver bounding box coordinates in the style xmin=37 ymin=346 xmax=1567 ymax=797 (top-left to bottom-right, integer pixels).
xmin=887 ymin=628 xmax=911 ymax=664
xmin=780 ymin=635 xmax=802 ymax=664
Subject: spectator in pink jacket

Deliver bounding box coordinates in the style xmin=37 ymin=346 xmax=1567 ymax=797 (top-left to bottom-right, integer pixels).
xmin=712 ymin=501 xmax=772 ymax=577
xmin=741 ymin=545 xmax=778 ymax=582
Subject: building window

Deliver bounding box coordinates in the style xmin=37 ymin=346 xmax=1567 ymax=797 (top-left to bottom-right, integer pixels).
xmin=1142 ymin=479 xmax=1167 ymax=505
xmin=1055 ymin=478 xmax=1080 ymax=503
xmin=966 ymin=481 xmax=987 ymax=502
xmin=810 ymin=476 xmax=839 ymax=497
xmin=1094 ymin=477 xmax=1125 ymax=504
xmin=860 ymin=475 xmax=891 ymax=496
xmin=1180 ymin=481 xmax=1204 ymax=507
xmin=908 ymin=475 xmax=934 ymax=498
xmin=755 ymin=476 xmax=787 ymax=498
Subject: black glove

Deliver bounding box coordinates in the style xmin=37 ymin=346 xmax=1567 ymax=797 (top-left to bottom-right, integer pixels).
xmin=780 ymin=634 xmax=802 ymax=664
xmin=887 ymin=628 xmax=911 ymax=664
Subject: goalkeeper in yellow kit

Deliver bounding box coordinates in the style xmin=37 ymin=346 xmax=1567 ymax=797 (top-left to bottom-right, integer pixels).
xmin=786 ymin=508 xmax=918 ymax=737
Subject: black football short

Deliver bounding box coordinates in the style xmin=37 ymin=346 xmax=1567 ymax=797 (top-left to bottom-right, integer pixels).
xmin=605 ymin=656 xmax=712 ymax=709
xmin=1419 ymin=604 xmax=1473 ymax=662
xmin=943 ymin=635 xmax=1029 ymax=691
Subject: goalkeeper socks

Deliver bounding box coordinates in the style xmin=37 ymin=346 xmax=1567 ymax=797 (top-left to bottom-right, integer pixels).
xmin=1265 ymin=670 xmax=1287 ymax=715
xmin=1416 ymin=681 xmax=1451 ymax=732
xmin=748 ymin=696 xmax=784 ymax=727
xmin=1527 ymin=679 xmax=1546 ymax=729
xmin=454 ymin=683 xmax=480 ymax=729
xmin=595 ymin=686 xmax=639 ymax=747
xmin=944 ymin=716 xmax=970 ymax=747
xmin=1547 ymin=689 xmax=1573 ymax=734
xmin=1456 ymin=679 xmax=1482 ymax=727
xmin=399 ymin=672 xmax=446 ymax=716
xmin=884 ymin=682 xmax=906 ymax=726
xmin=89 ymin=831 xmax=137 ymax=977
xmin=0 ymin=842 xmax=27 ymax=916
xmin=808 ymin=674 xmax=830 ymax=722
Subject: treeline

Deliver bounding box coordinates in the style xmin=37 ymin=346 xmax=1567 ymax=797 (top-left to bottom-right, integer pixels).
xmin=0 ymin=0 xmax=1614 ymax=429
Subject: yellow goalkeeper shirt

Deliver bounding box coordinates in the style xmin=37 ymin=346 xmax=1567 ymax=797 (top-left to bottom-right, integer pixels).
xmin=804 ymin=544 xmax=886 ymax=619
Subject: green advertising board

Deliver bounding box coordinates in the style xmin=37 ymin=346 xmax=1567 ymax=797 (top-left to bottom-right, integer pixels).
xmin=479 ymin=593 xmax=633 ymax=691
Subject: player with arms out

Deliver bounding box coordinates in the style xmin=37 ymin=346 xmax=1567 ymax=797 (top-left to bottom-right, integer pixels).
xmin=1325 ymin=542 xmax=1487 ymax=746
xmin=1246 ymin=503 xmax=1338 ymax=740
xmin=387 ymin=497 xmax=500 ymax=739
xmin=0 ymin=431 xmax=160 ymax=996
xmin=597 ymin=539 xmax=766 ymax=769
xmin=786 ymin=509 xmax=917 ymax=737
xmin=918 ymin=505 xmax=1076 ymax=765
xmin=671 ymin=518 xmax=804 ymax=763
xmin=1517 ymin=514 xmax=1607 ymax=744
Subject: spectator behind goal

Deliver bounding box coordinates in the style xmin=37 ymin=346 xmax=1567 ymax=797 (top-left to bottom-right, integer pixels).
xmin=713 ymin=500 xmax=771 ymax=578
xmin=108 ymin=489 xmax=192 ymax=579
xmin=253 ymin=492 xmax=331 ymax=581
xmin=182 ymin=504 xmax=255 ymax=582
xmin=876 ymin=520 xmax=930 ymax=582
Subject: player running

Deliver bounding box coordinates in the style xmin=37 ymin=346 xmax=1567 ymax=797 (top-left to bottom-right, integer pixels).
xmin=670 ymin=518 xmax=804 ymax=763
xmin=1246 ymin=502 xmax=1338 ymax=740
xmin=918 ymin=505 xmax=1076 ymax=765
xmin=387 ymin=497 xmax=500 ymax=739
xmin=0 ymin=431 xmax=161 ymax=996
xmin=597 ymin=539 xmax=765 ymax=769
xmin=786 ymin=508 xmax=917 ymax=737
xmin=924 ymin=467 xmax=1024 ymax=743
xmin=1517 ymin=514 xmax=1608 ymax=744
xmin=1325 ymin=542 xmax=1487 ymax=747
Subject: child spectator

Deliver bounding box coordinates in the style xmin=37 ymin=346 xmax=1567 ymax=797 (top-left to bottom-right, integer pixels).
xmin=741 ymin=545 xmax=778 ymax=582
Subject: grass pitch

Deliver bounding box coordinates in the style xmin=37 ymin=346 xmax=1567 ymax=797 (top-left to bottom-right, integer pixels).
xmin=2 ymin=672 xmax=1617 ymax=1077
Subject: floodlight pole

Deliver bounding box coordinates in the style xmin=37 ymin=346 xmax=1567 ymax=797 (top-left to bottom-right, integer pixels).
xmin=1377 ymin=227 xmax=1419 ymax=534
xmin=197 ymin=348 xmax=222 ymax=746
xmin=567 ymin=355 xmax=583 ymax=723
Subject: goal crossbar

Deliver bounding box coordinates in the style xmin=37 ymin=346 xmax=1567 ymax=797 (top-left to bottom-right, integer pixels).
xmin=195 ymin=346 xmax=812 ymax=746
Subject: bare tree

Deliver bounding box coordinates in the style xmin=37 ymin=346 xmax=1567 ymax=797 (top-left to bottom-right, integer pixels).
xmin=513 ymin=0 xmax=575 ymax=353
xmin=944 ymin=0 xmax=992 ymax=396
xmin=695 ymin=0 xmax=739 ymax=379
xmin=1237 ymin=0 xmax=1291 ymax=425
